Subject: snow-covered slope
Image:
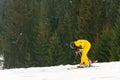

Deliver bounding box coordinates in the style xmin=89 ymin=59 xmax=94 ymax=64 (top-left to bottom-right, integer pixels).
xmin=0 ymin=61 xmax=120 ymax=80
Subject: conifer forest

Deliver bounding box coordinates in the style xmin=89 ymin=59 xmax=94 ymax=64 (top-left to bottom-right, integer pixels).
xmin=0 ymin=0 xmax=120 ymax=68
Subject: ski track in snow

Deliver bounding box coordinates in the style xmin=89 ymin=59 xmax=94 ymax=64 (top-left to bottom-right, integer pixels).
xmin=0 ymin=61 xmax=120 ymax=80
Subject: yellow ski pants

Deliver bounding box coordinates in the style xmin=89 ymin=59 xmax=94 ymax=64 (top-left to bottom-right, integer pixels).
xmin=80 ymin=41 xmax=91 ymax=65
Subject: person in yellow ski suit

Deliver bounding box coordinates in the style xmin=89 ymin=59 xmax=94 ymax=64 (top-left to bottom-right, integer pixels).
xmin=70 ymin=39 xmax=92 ymax=65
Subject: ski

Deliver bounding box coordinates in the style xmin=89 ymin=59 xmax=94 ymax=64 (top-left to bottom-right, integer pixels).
xmin=67 ymin=60 xmax=98 ymax=70
xmin=67 ymin=65 xmax=94 ymax=70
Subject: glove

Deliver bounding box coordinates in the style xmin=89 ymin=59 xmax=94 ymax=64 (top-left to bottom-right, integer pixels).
xmin=75 ymin=50 xmax=82 ymax=57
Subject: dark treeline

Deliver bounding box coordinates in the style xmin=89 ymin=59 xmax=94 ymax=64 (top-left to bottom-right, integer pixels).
xmin=0 ymin=0 xmax=120 ymax=68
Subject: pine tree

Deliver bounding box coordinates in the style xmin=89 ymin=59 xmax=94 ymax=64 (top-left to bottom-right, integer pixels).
xmin=3 ymin=0 xmax=40 ymax=68
xmin=109 ymin=7 xmax=120 ymax=61
xmin=29 ymin=0 xmax=51 ymax=67
xmin=92 ymin=28 xmax=112 ymax=62
xmin=48 ymin=32 xmax=64 ymax=65
xmin=103 ymin=0 xmax=120 ymax=27
xmin=92 ymin=0 xmax=120 ymax=62
xmin=55 ymin=0 xmax=78 ymax=64
xmin=0 ymin=0 xmax=8 ymax=55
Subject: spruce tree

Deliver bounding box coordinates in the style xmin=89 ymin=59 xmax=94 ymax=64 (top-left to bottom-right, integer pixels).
xmin=92 ymin=29 xmax=112 ymax=62
xmin=48 ymin=32 xmax=64 ymax=65
xmin=30 ymin=0 xmax=51 ymax=67
xmin=55 ymin=0 xmax=79 ymax=64
xmin=92 ymin=0 xmax=120 ymax=62
xmin=3 ymin=0 xmax=40 ymax=68
xmin=109 ymin=7 xmax=120 ymax=61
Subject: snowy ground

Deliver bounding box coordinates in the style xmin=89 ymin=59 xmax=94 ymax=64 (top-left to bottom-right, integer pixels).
xmin=0 ymin=61 xmax=120 ymax=80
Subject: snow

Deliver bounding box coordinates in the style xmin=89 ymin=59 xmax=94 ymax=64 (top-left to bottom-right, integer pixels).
xmin=0 ymin=61 xmax=120 ymax=80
